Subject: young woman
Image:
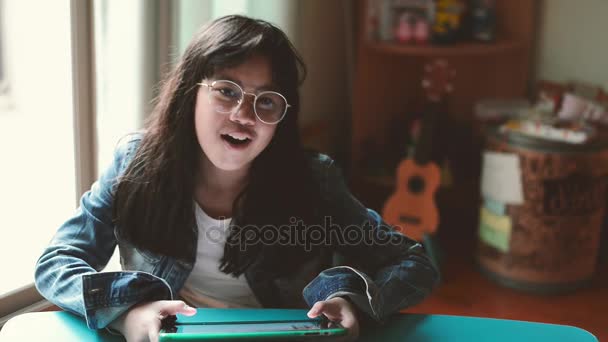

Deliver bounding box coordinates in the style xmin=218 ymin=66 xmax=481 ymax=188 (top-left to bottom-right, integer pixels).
xmin=35 ymin=15 xmax=439 ymax=341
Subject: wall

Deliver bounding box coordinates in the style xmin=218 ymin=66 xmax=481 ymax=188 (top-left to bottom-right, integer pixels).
xmin=536 ymin=0 xmax=608 ymax=90
xmin=297 ymin=0 xmax=352 ymax=158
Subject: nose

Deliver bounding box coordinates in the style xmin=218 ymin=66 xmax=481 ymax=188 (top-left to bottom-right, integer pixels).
xmin=229 ymin=94 xmax=256 ymax=126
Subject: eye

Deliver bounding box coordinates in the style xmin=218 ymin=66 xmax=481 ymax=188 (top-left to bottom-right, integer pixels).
xmin=257 ymin=94 xmax=278 ymax=109
xmin=216 ymin=87 xmax=239 ymax=99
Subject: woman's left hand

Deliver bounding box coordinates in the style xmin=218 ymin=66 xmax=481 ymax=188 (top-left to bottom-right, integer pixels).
xmin=307 ymin=297 xmax=360 ymax=341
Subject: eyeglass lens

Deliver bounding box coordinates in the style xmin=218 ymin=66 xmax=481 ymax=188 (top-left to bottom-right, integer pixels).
xmin=208 ymin=80 xmax=287 ymax=124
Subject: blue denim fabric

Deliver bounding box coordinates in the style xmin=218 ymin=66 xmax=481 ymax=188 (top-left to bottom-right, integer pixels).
xmin=34 ymin=133 xmax=439 ymax=329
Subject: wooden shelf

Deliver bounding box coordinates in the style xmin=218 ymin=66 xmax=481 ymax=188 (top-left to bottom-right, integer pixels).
xmin=366 ymin=38 xmax=526 ymax=57
xmin=351 ymin=0 xmax=537 ymax=231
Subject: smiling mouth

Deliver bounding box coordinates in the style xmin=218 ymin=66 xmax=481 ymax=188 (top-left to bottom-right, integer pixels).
xmin=221 ymin=133 xmax=252 ymax=148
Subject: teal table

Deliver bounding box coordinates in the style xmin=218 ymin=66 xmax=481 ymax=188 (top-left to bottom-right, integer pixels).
xmin=0 ymin=311 xmax=598 ymax=341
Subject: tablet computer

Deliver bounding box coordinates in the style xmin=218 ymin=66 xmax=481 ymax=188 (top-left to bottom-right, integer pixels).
xmin=158 ymin=308 xmax=347 ymax=341
xmin=159 ymin=319 xmax=346 ymax=341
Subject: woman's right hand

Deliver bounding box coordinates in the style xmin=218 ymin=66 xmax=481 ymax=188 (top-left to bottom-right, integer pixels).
xmin=110 ymin=300 xmax=197 ymax=342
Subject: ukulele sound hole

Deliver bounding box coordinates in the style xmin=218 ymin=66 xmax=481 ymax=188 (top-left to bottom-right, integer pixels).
xmin=408 ymin=176 xmax=426 ymax=194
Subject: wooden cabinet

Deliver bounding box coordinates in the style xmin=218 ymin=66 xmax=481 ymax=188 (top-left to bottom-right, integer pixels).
xmin=349 ymin=0 xmax=538 ymax=237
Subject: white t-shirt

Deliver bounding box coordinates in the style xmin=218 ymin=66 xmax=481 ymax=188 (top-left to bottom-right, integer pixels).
xmin=179 ymin=203 xmax=262 ymax=308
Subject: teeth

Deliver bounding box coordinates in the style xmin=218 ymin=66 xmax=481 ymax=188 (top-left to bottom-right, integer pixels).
xmin=227 ymin=133 xmax=250 ymax=141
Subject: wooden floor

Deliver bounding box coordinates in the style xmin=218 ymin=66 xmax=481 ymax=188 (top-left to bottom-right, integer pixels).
xmin=403 ymin=240 xmax=608 ymax=341
xmin=352 ymin=176 xmax=607 ymax=341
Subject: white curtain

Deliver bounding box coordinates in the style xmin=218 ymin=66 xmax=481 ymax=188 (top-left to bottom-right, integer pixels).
xmin=94 ymin=0 xmax=172 ymax=174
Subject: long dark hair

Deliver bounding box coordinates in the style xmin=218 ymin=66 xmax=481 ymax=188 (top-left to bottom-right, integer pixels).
xmin=114 ymin=15 xmax=319 ymax=276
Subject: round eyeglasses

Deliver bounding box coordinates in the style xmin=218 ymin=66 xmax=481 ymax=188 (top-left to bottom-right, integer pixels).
xmin=198 ymin=80 xmax=290 ymax=125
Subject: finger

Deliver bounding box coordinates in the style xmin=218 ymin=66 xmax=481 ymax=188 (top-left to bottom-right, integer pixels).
xmin=159 ymin=300 xmax=197 ymax=317
xmin=148 ymin=322 xmax=161 ymax=342
xmin=341 ymin=314 xmax=359 ymax=336
xmin=339 ymin=313 xmax=355 ymax=328
xmin=339 ymin=309 xmax=360 ymax=340
xmin=307 ymin=301 xmax=326 ymax=318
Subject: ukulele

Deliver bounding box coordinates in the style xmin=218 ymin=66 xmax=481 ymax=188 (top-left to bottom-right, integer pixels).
xmin=382 ymin=59 xmax=454 ymax=242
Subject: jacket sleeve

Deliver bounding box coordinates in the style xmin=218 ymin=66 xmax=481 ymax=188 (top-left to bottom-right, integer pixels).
xmin=34 ymin=135 xmax=172 ymax=329
xmin=302 ymin=158 xmax=440 ymax=322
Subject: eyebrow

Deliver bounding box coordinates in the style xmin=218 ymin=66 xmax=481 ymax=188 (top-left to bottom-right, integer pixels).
xmin=212 ymin=74 xmax=278 ymax=92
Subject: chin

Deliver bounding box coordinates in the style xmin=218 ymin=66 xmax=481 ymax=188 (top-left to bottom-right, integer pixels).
xmin=218 ymin=162 xmax=250 ymax=172
xmin=211 ymin=156 xmax=253 ymax=172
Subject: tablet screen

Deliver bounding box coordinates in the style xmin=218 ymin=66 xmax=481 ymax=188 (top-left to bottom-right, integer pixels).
xmin=174 ymin=321 xmax=341 ymax=334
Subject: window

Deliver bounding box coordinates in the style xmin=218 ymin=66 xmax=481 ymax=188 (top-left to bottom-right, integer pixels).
xmin=0 ymin=0 xmax=75 ymax=297
xmin=0 ymin=1 xmax=162 ymax=315
xmin=0 ymin=1 xmax=152 ymax=320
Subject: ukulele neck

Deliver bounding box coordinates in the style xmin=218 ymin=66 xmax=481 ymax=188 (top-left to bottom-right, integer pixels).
xmin=413 ymin=99 xmax=443 ymax=165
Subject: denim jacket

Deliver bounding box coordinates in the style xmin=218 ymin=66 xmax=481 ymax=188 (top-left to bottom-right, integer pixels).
xmin=34 ymin=134 xmax=439 ymax=330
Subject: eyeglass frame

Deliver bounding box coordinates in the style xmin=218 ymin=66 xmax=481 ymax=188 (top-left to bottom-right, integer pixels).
xmin=198 ymin=79 xmax=291 ymax=125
